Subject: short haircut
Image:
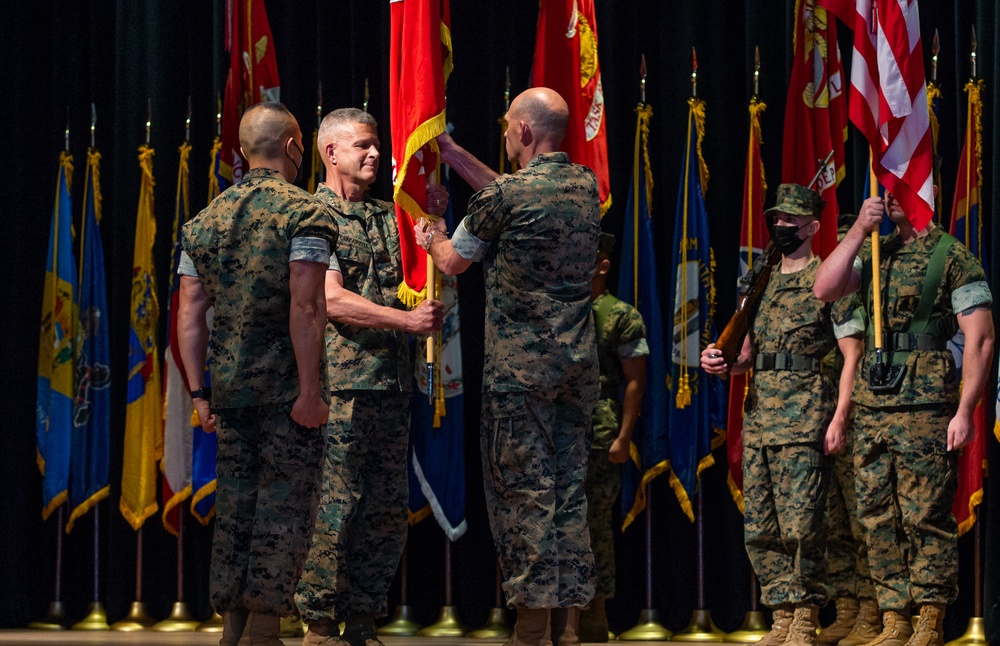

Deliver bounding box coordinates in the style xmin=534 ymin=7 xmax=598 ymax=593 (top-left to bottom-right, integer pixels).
xmin=513 ymin=93 xmax=569 ymax=142
xmin=318 ymin=108 xmax=378 ymax=151
xmin=239 ymin=102 xmax=297 ymax=159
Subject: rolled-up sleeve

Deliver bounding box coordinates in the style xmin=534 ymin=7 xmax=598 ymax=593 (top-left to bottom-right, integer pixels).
xmin=451 ymin=219 xmax=490 ymax=262
xmin=290 ymin=236 xmax=331 ymax=264
xmin=177 ymin=250 xmax=198 ymax=277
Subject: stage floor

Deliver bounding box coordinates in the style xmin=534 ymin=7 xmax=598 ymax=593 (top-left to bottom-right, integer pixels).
xmin=0 ymin=633 xmax=685 ymax=645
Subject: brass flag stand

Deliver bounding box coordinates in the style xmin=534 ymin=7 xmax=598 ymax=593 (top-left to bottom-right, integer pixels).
xmin=673 ymin=488 xmax=725 ymax=642
xmin=72 ymin=500 xmax=110 ymax=630
xmin=28 ymin=505 xmax=70 ymax=630
xmin=153 ymin=512 xmax=200 ymax=631
xmin=111 ymin=528 xmax=156 ymax=631
xmin=725 ymin=574 xmax=769 ymax=643
xmin=378 ymin=536 xmax=422 ymax=636
xmin=618 ymin=484 xmax=671 ymax=641
xmin=467 ymin=560 xmax=511 ymax=639
xmin=418 ymin=535 xmax=466 ymax=637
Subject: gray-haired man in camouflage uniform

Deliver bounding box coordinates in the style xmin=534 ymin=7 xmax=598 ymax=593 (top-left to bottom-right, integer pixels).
xmin=178 ymin=102 xmax=338 ymax=646
xmin=815 ymin=191 xmax=994 ymax=646
xmin=703 ymin=183 xmax=856 ymax=646
xmin=416 ymin=87 xmax=600 ymax=646
xmin=578 ymin=233 xmax=648 ymax=643
xmin=294 ymin=108 xmax=445 ymax=646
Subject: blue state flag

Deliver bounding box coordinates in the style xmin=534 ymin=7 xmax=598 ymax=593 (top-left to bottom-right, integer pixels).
xmin=666 ymin=98 xmax=725 ymax=522
xmin=617 ymin=104 xmax=670 ymax=531
xmin=37 ymin=152 xmax=77 ymax=520
xmin=67 ymin=150 xmax=111 ymax=532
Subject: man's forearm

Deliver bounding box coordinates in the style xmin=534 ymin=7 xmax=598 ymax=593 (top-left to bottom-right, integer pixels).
xmin=814 ymin=226 xmax=866 ymax=302
xmin=290 ymin=262 xmax=328 ymax=398
xmin=328 ymin=284 xmax=410 ymax=331
xmin=177 ymin=277 xmax=211 ymax=390
xmin=618 ymin=378 xmax=644 ymax=444
xmin=957 ymin=311 xmax=995 ymax=417
xmin=440 ymin=142 xmax=499 ymax=192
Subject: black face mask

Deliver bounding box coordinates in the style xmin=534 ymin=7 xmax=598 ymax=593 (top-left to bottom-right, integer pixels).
xmin=287 ymin=140 xmax=304 ymax=183
xmin=771 ymin=224 xmax=807 ymax=255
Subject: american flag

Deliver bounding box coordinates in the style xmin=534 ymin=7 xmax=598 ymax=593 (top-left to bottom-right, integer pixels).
xmin=823 ymin=0 xmax=934 ymax=230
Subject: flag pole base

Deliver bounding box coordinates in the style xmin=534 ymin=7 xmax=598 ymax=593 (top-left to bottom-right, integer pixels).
xmin=377 ymin=604 xmax=422 ymax=636
xmin=672 ymin=609 xmax=726 ymax=642
xmin=418 ymin=605 xmax=466 ymax=637
xmin=27 ymin=602 xmax=70 ymax=630
xmin=111 ymin=601 xmax=156 ymax=631
xmin=466 ymin=607 xmax=512 ymax=639
xmin=724 ymin=610 xmax=769 ymax=643
xmin=72 ymin=602 xmax=110 ymax=630
xmin=617 ymin=608 xmax=672 ymax=641
xmin=279 ymin=613 xmax=306 ymax=637
xmin=197 ymin=611 xmax=225 ymax=633
xmin=151 ymin=601 xmax=201 ymax=631
xmin=945 ymin=617 xmax=987 ymax=646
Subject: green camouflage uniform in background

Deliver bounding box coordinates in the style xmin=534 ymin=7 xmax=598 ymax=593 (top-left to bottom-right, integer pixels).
xmin=743 ymin=256 xmax=836 ymax=608
xmin=181 ymin=167 xmax=338 ymax=615
xmin=452 ymin=152 xmax=600 ymax=609
xmin=588 ymin=291 xmax=648 ymax=599
xmin=296 ymin=188 xmax=411 ymax=624
xmin=850 ymin=226 xmax=991 ymax=611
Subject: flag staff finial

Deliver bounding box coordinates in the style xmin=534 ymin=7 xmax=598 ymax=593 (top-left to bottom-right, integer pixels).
xmin=639 ymin=54 xmax=647 ymax=105
xmin=145 ymin=99 xmax=152 ymax=146
xmin=691 ymin=47 xmax=698 ymax=98
xmin=363 ymin=79 xmax=370 ymax=113
xmin=90 ymin=104 xmax=96 ymax=149
xmin=970 ymin=25 xmax=977 ymax=79
xmin=504 ymin=66 xmax=512 ymax=112
xmin=215 ymin=94 xmax=222 ymax=138
xmin=753 ymin=46 xmax=761 ymax=98
xmin=931 ymin=29 xmax=940 ymax=82
xmin=185 ymin=97 xmax=192 ymax=143
xmin=316 ymin=82 xmax=323 ymax=127
xmin=65 ymin=108 xmax=70 ymax=152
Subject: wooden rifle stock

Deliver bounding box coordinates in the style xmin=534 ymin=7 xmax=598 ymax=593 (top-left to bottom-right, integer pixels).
xmin=715 ymin=242 xmax=781 ymax=372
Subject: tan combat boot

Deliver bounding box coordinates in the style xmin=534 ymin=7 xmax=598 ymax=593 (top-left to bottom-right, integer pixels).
xmin=753 ymin=605 xmax=794 ymax=646
xmin=785 ymin=604 xmax=820 ymax=646
xmin=839 ymin=599 xmax=881 ymax=646
xmin=220 ymin=609 xmax=249 ymax=646
xmin=301 ymin=618 xmax=340 ymax=646
xmin=505 ymin=607 xmax=553 ymax=646
xmin=553 ymin=607 xmax=581 ymax=646
xmin=862 ymin=610 xmax=913 ymax=646
xmin=819 ymin=598 xmax=860 ymax=644
xmin=904 ymin=604 xmax=945 ymax=646
xmin=340 ymin=614 xmax=385 ymax=646
xmin=237 ymin=613 xmax=282 ymax=646
xmin=577 ymin=597 xmax=609 ymax=643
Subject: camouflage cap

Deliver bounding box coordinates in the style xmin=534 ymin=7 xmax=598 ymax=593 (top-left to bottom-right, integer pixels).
xmin=764 ymin=183 xmax=825 ymax=220
xmin=598 ymin=233 xmax=616 ymax=257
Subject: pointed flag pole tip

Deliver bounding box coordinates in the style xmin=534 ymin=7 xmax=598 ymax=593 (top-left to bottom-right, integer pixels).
xmin=753 ymin=45 xmax=761 ymax=98
xmin=145 ymin=98 xmax=152 ymax=146
xmin=215 ymin=94 xmax=222 ymax=138
xmin=504 ymin=66 xmax=512 ymax=111
xmin=639 ymin=54 xmax=647 ymax=105
xmin=185 ymin=97 xmax=192 ymax=143
xmin=691 ymin=47 xmax=698 ymax=98
xmin=931 ymin=28 xmax=940 ymax=82
xmin=316 ymin=82 xmax=323 ymax=128
xmin=970 ymin=25 xmax=977 ymax=79
xmin=90 ymin=104 xmax=97 ymax=149
xmin=363 ymin=79 xmax=370 ymax=113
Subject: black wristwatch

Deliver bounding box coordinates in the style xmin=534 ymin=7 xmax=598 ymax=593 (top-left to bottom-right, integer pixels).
xmin=191 ymin=387 xmax=212 ymax=401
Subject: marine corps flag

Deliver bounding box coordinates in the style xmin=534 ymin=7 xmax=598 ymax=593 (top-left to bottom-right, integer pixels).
xmin=617 ymin=104 xmax=669 ymax=531
xmin=67 ymin=149 xmax=111 ymax=532
xmin=726 ymin=97 xmax=769 ymax=514
xmin=389 ymin=0 xmax=452 ymax=303
xmin=667 ymin=98 xmax=725 ymax=522
xmin=220 ymin=0 xmax=281 ymax=184
xmin=120 ymin=145 xmax=163 ymax=530
xmin=531 ymin=0 xmax=611 ymax=214
xmin=36 ymin=152 xmax=76 ymax=520
xmin=948 ymin=78 xmax=986 ymax=535
xmin=782 ymin=0 xmax=846 ymax=259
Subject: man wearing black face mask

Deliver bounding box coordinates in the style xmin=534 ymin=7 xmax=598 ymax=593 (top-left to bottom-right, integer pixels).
xmin=702 ymin=183 xmax=856 ymax=646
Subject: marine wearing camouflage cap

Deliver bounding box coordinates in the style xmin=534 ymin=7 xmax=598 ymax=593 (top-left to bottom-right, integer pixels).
xmin=765 ymin=183 xmax=825 ymax=220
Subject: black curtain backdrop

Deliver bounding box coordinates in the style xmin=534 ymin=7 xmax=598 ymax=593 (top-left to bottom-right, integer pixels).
xmin=2 ymin=0 xmax=998 ymax=638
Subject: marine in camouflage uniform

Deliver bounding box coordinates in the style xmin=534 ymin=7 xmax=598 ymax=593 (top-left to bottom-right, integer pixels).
xmin=814 ymin=192 xmax=994 ymax=645
xmin=177 ymin=103 xmax=338 ymax=645
xmin=420 ymin=87 xmax=600 ymax=646
xmin=294 ymin=109 xmax=444 ymax=646
xmin=704 ymin=183 xmax=846 ymax=645
xmin=581 ymin=233 xmax=648 ymax=643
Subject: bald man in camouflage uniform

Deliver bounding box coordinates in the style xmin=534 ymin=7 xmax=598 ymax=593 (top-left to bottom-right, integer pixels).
xmin=178 ymin=102 xmax=338 ymax=646
xmin=294 ymin=108 xmax=444 ymax=646
xmin=703 ymin=184 xmax=853 ymax=646
xmin=815 ymin=192 xmax=994 ymax=646
xmin=418 ymin=87 xmax=600 ymax=646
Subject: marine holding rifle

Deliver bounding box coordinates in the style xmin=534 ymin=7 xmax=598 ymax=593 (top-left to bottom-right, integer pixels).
xmin=702 ymin=183 xmax=857 ymax=646
xmin=813 ymin=191 xmax=993 ymax=646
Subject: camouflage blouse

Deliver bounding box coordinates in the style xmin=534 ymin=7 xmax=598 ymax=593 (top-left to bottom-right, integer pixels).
xmin=592 ymin=291 xmax=648 ymax=450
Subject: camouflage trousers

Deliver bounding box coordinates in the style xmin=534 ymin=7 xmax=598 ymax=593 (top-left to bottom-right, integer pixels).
xmin=853 ymin=403 xmax=959 ymax=609
xmin=825 ymin=428 xmax=875 ymax=600
xmin=481 ymin=390 xmax=596 ymax=609
xmin=210 ymin=401 xmax=326 ymax=615
xmin=744 ymin=442 xmax=829 ymax=607
xmin=296 ymin=391 xmax=410 ymax=623
xmin=584 ymin=448 xmax=621 ymax=599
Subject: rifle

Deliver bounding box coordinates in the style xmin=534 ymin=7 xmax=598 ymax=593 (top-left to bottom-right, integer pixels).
xmin=713 ymin=150 xmax=834 ymax=373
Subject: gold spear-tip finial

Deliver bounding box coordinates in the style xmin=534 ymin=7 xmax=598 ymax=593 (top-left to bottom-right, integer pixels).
xmin=90 ymin=103 xmax=97 ymax=149
xmin=145 ymin=98 xmax=152 ymax=145
xmin=65 ymin=107 xmax=70 ymax=152
xmin=691 ymin=46 xmax=698 ymax=97
xmin=363 ymin=79 xmax=370 ymax=113
xmin=930 ymin=28 xmax=939 ymax=82
xmin=640 ymin=54 xmax=647 ymax=105
xmin=970 ymin=25 xmax=977 ymax=78
xmin=185 ymin=96 xmax=192 ymax=143
xmin=504 ymin=66 xmax=512 ymax=111
xmin=754 ymin=45 xmax=761 ymax=97
xmin=215 ymin=94 xmax=222 ymax=137
xmin=316 ymin=81 xmax=323 ymax=127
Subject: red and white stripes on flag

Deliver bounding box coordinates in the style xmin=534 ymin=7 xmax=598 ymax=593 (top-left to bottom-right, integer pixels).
xmin=823 ymin=0 xmax=934 ymax=230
